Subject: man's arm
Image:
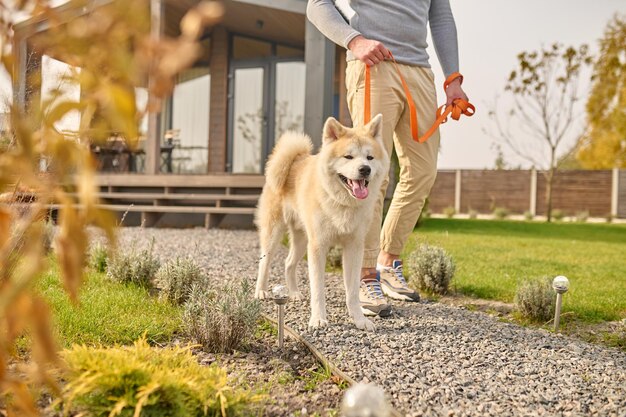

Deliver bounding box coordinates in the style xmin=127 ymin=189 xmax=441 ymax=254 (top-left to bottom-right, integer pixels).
xmin=306 ymin=0 xmax=391 ymax=66
xmin=429 ymin=0 xmax=467 ymax=104
xmin=306 ymin=0 xmax=361 ymax=49
xmin=429 ymin=0 xmax=459 ymax=77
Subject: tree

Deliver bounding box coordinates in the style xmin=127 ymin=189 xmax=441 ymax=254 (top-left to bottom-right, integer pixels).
xmin=576 ymin=15 xmax=626 ymax=169
xmin=489 ymin=43 xmax=592 ymax=222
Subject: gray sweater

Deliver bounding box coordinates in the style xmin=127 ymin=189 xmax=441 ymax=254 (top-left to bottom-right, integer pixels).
xmin=306 ymin=0 xmax=459 ymax=76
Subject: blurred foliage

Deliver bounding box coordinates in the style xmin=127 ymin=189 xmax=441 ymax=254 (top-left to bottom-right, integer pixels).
xmin=0 ymin=0 xmax=222 ymax=414
xmin=489 ymin=43 xmax=592 ymax=221
xmin=577 ymin=14 xmax=626 ymax=169
xmin=58 ymin=338 xmax=262 ymax=416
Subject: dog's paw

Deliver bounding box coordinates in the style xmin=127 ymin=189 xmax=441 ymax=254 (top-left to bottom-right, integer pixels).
xmin=289 ymin=290 xmax=304 ymax=301
xmin=308 ymin=317 xmax=329 ymax=329
xmin=255 ymin=289 xmax=271 ymax=299
xmin=354 ymin=317 xmax=376 ymax=332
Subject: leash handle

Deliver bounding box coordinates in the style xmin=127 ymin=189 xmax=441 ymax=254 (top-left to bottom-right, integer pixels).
xmin=363 ymin=61 xmax=475 ymax=143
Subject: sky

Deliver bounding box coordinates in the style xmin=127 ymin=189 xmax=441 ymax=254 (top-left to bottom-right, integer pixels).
xmin=428 ymin=0 xmax=625 ymax=169
xmin=1 ymin=0 xmax=624 ymax=169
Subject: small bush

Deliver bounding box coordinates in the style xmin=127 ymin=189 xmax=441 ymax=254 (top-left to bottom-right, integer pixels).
xmin=327 ymin=246 xmax=342 ymax=269
xmin=492 ymin=207 xmax=509 ymax=220
xmin=106 ymin=242 xmax=160 ymax=288
xmin=89 ymin=243 xmax=108 ymax=273
xmin=407 ymin=244 xmax=455 ymax=295
xmin=575 ymin=210 xmax=589 ymax=223
xmin=443 ymin=206 xmax=456 ymax=219
xmin=154 ymin=257 xmax=203 ymax=305
xmin=515 ymin=277 xmax=555 ymax=322
xmin=551 ymin=209 xmax=565 ymax=221
xmin=468 ymin=209 xmax=478 ymax=219
xmin=605 ymin=213 xmax=613 ymax=223
xmin=59 ymin=338 xmax=260 ymax=417
xmin=184 ymin=279 xmax=261 ymax=353
xmin=523 ymin=211 xmax=533 ymax=221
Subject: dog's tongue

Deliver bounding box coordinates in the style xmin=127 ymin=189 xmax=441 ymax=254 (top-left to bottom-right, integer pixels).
xmin=349 ymin=179 xmax=368 ymax=199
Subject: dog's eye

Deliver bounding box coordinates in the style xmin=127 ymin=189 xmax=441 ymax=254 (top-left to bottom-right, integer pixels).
xmin=344 ymin=155 xmax=354 ymax=160
xmin=367 ymin=156 xmax=374 ymax=161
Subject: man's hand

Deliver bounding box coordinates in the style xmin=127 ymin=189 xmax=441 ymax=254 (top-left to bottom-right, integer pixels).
xmin=348 ymin=35 xmax=391 ymax=67
xmin=445 ymin=78 xmax=468 ymax=106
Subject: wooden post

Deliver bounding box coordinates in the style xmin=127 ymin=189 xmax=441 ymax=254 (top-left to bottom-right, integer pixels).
xmin=611 ymin=167 xmax=619 ymax=218
xmin=454 ymin=169 xmax=462 ymax=214
xmin=145 ymin=0 xmax=164 ymax=174
xmin=530 ymin=168 xmax=537 ymax=216
xmin=208 ymin=26 xmax=229 ymax=172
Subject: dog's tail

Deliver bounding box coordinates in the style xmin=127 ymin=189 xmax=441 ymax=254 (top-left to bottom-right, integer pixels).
xmin=265 ymin=131 xmax=313 ymax=192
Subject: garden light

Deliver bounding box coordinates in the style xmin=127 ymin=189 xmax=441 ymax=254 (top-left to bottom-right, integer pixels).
xmin=341 ymin=383 xmax=390 ymax=417
xmin=272 ymin=284 xmax=289 ymax=348
xmin=552 ymin=275 xmax=570 ymax=332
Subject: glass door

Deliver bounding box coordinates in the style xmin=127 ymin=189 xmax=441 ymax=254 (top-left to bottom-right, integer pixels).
xmin=274 ymin=61 xmax=306 ymax=139
xmin=229 ymin=64 xmax=268 ymax=174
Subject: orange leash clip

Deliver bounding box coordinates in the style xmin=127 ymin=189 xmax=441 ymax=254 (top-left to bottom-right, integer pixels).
xmin=364 ymin=58 xmax=475 ymax=143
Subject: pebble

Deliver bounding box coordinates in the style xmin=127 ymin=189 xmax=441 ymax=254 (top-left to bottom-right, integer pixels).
xmin=111 ymin=228 xmax=626 ymax=416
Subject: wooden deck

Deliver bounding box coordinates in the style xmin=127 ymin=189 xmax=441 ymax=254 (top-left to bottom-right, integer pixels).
xmin=93 ymin=174 xmax=265 ymax=227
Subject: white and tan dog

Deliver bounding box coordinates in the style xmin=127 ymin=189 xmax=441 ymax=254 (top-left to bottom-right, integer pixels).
xmin=255 ymin=115 xmax=388 ymax=331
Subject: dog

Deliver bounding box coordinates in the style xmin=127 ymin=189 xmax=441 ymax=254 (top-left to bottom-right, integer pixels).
xmin=254 ymin=114 xmax=388 ymax=331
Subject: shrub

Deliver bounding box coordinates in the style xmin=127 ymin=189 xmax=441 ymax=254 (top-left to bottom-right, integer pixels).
xmin=89 ymin=243 xmax=108 ymax=273
xmin=551 ymin=209 xmax=565 ymax=221
xmin=468 ymin=209 xmax=478 ymax=219
xmin=183 ymin=278 xmax=261 ymax=353
xmin=443 ymin=206 xmax=456 ymax=218
xmin=106 ymin=242 xmax=160 ymax=288
xmin=154 ymin=257 xmax=204 ymax=305
xmin=515 ymin=277 xmax=555 ymax=322
xmin=492 ymin=207 xmax=509 ymax=220
xmin=327 ymin=246 xmax=342 ymax=269
xmin=605 ymin=213 xmax=613 ymax=223
xmin=575 ymin=210 xmax=589 ymax=223
xmin=407 ymin=244 xmax=455 ymax=295
xmin=523 ymin=211 xmax=533 ymax=221
xmin=59 ymin=338 xmax=260 ymax=417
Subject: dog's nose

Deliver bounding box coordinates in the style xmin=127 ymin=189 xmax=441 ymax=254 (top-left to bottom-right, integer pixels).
xmin=359 ymin=165 xmax=371 ymax=177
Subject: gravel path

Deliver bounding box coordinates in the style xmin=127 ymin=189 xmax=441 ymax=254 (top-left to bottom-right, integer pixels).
xmin=113 ymin=228 xmax=626 ymax=417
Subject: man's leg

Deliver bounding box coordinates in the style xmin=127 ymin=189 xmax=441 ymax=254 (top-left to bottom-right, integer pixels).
xmin=378 ymin=65 xmax=440 ymax=301
xmin=345 ymin=60 xmax=402 ymax=316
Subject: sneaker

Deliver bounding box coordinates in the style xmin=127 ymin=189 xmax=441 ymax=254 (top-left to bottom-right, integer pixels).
xmin=379 ymin=260 xmax=420 ymax=302
xmin=359 ymin=272 xmax=393 ymax=317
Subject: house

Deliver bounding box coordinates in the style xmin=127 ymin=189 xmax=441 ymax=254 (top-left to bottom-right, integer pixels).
xmin=12 ymin=0 xmax=351 ymax=227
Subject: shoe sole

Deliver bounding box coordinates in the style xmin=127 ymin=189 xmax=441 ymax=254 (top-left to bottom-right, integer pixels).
xmin=361 ymin=306 xmax=393 ymax=317
xmin=381 ymin=284 xmax=419 ymax=302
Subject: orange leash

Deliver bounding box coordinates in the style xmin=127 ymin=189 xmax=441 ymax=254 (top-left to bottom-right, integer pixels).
xmin=363 ymin=54 xmax=475 ymax=143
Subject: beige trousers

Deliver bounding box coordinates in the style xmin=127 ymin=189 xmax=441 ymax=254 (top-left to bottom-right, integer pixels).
xmin=345 ymin=60 xmax=441 ymax=268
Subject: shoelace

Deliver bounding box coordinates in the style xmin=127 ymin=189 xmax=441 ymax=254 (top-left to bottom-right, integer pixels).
xmin=393 ymin=265 xmax=408 ymax=286
xmin=362 ymin=279 xmax=385 ymax=300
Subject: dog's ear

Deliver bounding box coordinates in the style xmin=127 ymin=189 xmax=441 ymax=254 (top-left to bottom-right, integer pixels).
xmin=366 ymin=113 xmax=383 ymax=143
xmin=322 ymin=117 xmax=345 ymax=145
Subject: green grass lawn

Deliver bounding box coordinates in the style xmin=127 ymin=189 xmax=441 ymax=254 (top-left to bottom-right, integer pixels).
xmin=405 ymin=219 xmax=626 ymax=323
xmin=37 ymin=263 xmax=181 ymax=348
